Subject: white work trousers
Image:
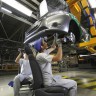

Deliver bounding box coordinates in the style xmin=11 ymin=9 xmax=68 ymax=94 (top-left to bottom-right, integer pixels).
xmin=51 ymin=78 xmax=77 ymax=96
xmin=13 ymin=74 xmax=32 ymax=96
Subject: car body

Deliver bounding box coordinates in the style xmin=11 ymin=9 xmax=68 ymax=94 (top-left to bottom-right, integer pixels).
xmin=24 ymin=11 xmax=90 ymax=48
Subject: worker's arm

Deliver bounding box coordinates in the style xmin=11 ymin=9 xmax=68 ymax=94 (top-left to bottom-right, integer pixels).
xmin=52 ymin=46 xmax=62 ymax=62
xmin=15 ymin=52 xmax=22 ymax=63
xmin=46 ymin=45 xmax=56 ymax=54
xmin=52 ymin=38 xmax=62 ymax=62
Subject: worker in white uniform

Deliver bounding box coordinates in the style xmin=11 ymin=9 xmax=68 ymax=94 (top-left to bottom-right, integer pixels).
xmin=13 ymin=49 xmax=33 ymax=96
xmin=34 ymin=38 xmax=77 ymax=96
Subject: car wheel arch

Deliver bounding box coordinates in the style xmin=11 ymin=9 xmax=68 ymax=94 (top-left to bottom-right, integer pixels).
xmin=69 ymin=20 xmax=81 ymax=43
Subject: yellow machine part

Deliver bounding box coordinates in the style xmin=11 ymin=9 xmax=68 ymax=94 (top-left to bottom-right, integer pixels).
xmin=78 ymin=0 xmax=96 ymax=53
xmin=79 ymin=38 xmax=96 ymax=53
xmin=67 ymin=0 xmax=81 ymax=7
xmin=66 ymin=0 xmax=96 ymax=53
xmin=67 ymin=0 xmax=96 ymax=36
xmin=66 ymin=0 xmax=82 ymax=22
xmin=79 ymin=40 xmax=96 ymax=54
xmin=81 ymin=0 xmax=96 ymax=36
xmin=69 ymin=3 xmax=81 ymax=22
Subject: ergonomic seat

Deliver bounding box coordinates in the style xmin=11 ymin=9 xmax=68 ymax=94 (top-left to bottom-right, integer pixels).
xmin=28 ymin=53 xmax=69 ymax=96
xmin=20 ymin=78 xmax=33 ymax=90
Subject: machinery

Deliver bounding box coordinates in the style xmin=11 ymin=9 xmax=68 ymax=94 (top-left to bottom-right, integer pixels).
xmin=24 ymin=0 xmax=96 ymax=69
xmin=24 ymin=0 xmax=90 ymax=51
xmin=66 ymin=0 xmax=96 ymax=68
xmin=66 ymin=0 xmax=96 ymax=53
xmin=24 ymin=11 xmax=89 ymax=43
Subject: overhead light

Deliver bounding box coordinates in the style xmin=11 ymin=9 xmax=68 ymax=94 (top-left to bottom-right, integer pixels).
xmin=88 ymin=0 xmax=96 ymax=8
xmin=94 ymin=13 xmax=96 ymax=19
xmin=1 ymin=7 xmax=12 ymax=13
xmin=1 ymin=0 xmax=32 ymax=16
xmin=39 ymin=0 xmax=48 ymax=17
xmin=79 ymin=54 xmax=89 ymax=57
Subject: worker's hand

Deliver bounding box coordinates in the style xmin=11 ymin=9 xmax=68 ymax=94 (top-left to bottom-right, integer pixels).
xmin=18 ymin=48 xmax=21 ymax=52
xmin=51 ymin=44 xmax=56 ymax=49
xmin=56 ymin=39 xmax=62 ymax=47
xmin=18 ymin=48 xmax=24 ymax=53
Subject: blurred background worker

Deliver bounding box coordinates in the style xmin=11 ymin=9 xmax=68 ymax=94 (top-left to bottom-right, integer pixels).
xmin=34 ymin=37 xmax=77 ymax=96
xmin=13 ymin=48 xmax=33 ymax=96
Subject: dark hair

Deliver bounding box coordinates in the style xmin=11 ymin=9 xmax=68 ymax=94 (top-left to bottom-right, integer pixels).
xmin=24 ymin=45 xmax=33 ymax=55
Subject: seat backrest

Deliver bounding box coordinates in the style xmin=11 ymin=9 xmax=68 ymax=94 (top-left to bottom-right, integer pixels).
xmin=28 ymin=54 xmax=44 ymax=90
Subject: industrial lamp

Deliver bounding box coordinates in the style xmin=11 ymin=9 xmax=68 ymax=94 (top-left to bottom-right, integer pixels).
xmin=1 ymin=0 xmax=32 ymax=16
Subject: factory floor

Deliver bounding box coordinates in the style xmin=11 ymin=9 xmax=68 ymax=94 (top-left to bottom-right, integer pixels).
xmin=0 ymin=68 xmax=96 ymax=96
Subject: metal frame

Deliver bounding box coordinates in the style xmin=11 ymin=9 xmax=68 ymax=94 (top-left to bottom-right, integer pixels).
xmin=31 ymin=0 xmax=40 ymax=5
xmin=21 ymin=0 xmax=38 ymax=10
xmin=0 ymin=10 xmax=33 ymax=26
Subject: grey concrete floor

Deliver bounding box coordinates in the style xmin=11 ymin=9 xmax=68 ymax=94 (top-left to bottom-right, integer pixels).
xmin=0 ymin=68 xmax=96 ymax=96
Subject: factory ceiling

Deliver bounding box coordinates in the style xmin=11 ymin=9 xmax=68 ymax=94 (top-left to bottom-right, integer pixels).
xmin=0 ymin=0 xmax=43 ymax=50
xmin=0 ymin=0 xmax=95 ymax=55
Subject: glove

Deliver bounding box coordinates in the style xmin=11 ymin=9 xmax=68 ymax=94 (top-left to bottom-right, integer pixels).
xmin=18 ymin=48 xmax=21 ymax=52
xmin=56 ymin=39 xmax=62 ymax=47
xmin=18 ymin=48 xmax=24 ymax=53
xmin=51 ymin=39 xmax=56 ymax=48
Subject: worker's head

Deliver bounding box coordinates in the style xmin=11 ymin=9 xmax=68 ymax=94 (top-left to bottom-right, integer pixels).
xmin=22 ymin=45 xmax=32 ymax=59
xmin=34 ymin=38 xmax=48 ymax=52
xmin=23 ymin=52 xmax=28 ymax=59
xmin=24 ymin=45 xmax=33 ymax=55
